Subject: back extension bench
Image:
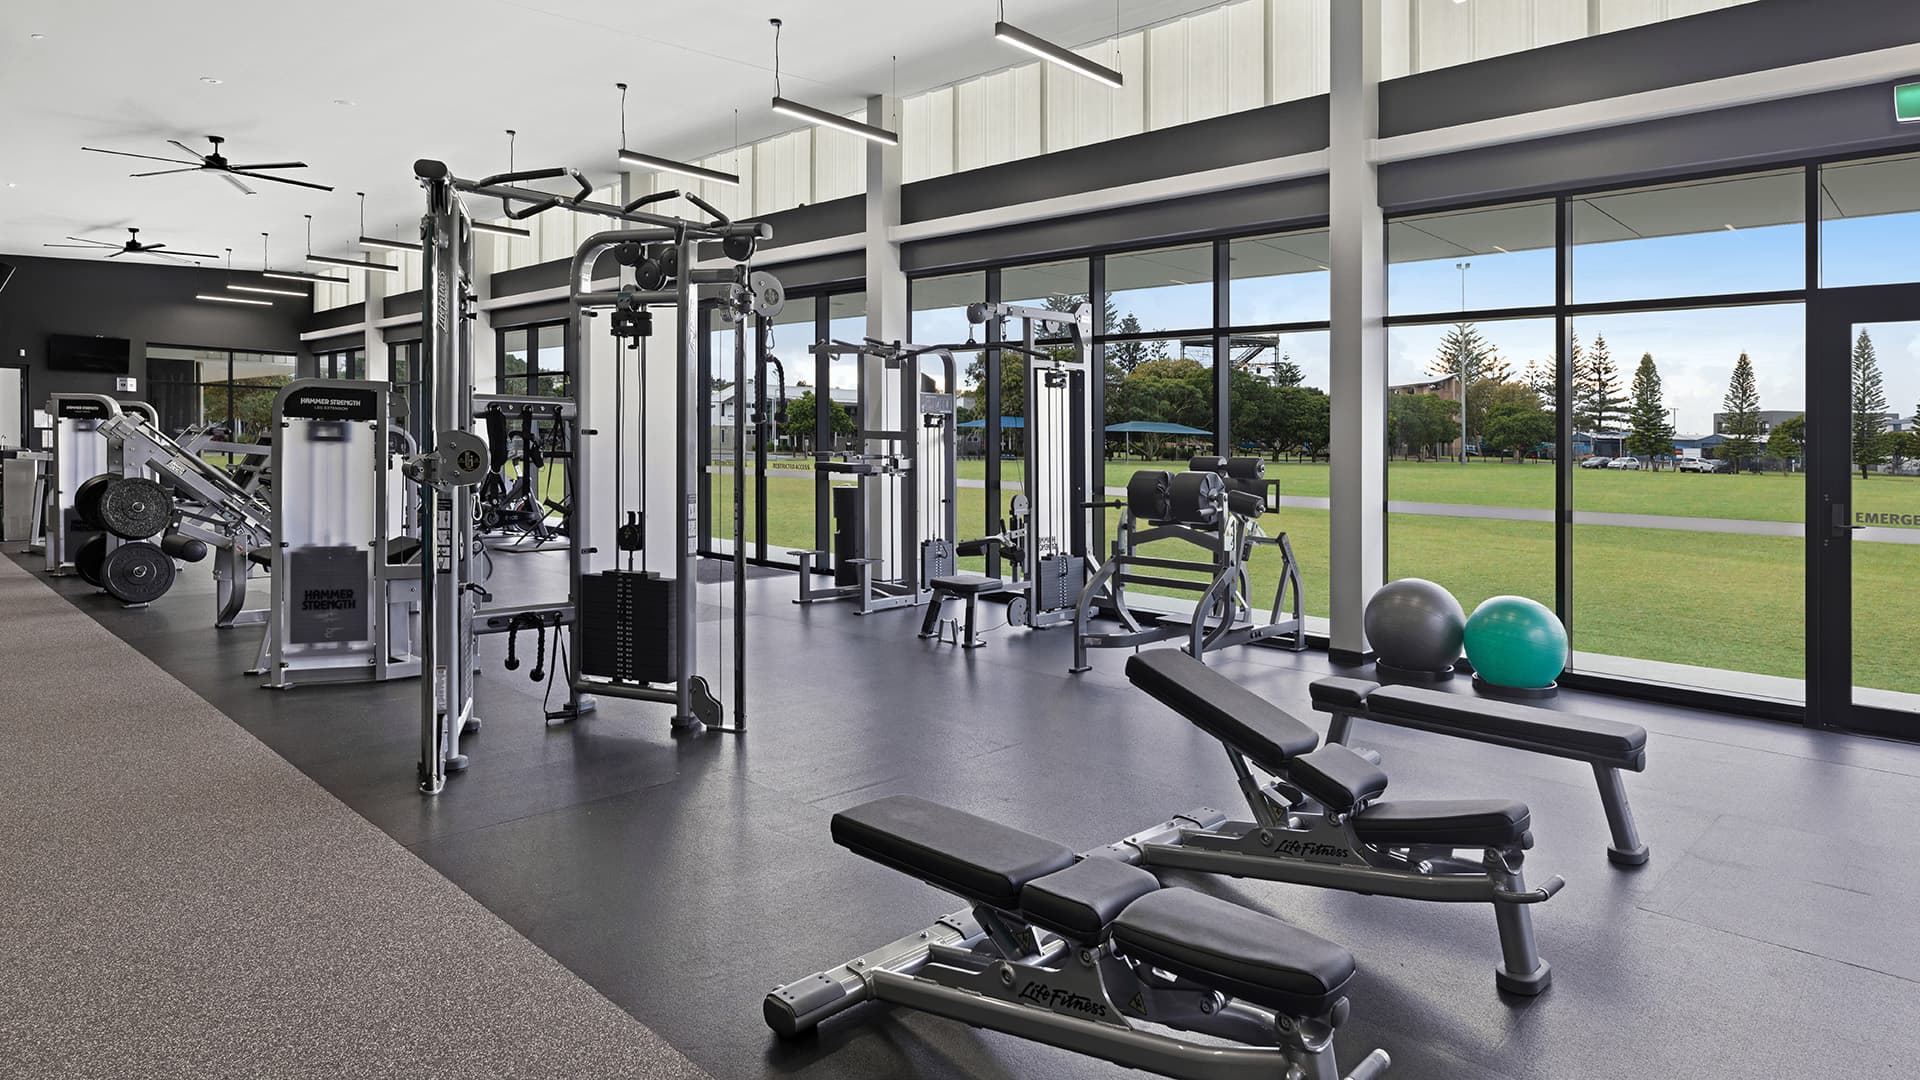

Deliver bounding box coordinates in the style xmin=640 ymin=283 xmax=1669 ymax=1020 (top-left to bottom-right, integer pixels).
xmin=1310 ymin=678 xmax=1650 ymax=867
xmin=1120 ymin=651 xmax=1565 ymax=995
xmin=768 ymin=795 xmax=1390 ymax=1080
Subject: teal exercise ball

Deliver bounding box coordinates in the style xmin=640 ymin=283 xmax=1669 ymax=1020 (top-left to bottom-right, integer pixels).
xmin=1463 ymin=596 xmax=1568 ymax=689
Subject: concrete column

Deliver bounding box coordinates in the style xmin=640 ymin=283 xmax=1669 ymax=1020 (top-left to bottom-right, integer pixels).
xmin=469 ymin=234 xmax=498 ymax=395
xmin=1327 ymin=0 xmax=1387 ymax=660
xmin=864 ymin=93 xmax=907 ymax=577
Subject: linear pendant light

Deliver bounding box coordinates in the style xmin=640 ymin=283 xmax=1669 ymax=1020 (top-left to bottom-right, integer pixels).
xmin=767 ymin=18 xmax=898 ymax=146
xmin=265 ymin=269 xmax=348 ymax=284
xmin=615 ymin=81 xmax=739 ymax=186
xmin=992 ymin=3 xmax=1122 ymax=88
xmin=307 ymin=213 xmax=399 ymax=274
xmin=202 ymin=247 xmax=273 ymax=307
xmin=227 ymin=232 xmax=310 ymax=297
xmin=356 ymin=191 xmax=422 ymax=252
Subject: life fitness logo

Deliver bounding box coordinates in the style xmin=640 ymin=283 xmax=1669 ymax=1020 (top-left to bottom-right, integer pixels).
xmin=1019 ymin=982 xmax=1109 ymax=1019
xmin=1276 ymin=839 xmax=1352 ymax=860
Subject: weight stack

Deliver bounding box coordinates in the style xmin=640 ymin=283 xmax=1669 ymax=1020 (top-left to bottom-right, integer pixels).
xmin=580 ymin=569 xmax=676 ymax=684
xmin=1035 ymin=554 xmax=1085 ymax=612
xmin=832 ymin=486 xmax=864 ymax=586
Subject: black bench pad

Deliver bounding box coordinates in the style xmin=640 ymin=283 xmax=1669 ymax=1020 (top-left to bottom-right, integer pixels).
xmin=1309 ymin=677 xmax=1379 ymax=709
xmin=831 ymin=796 xmax=1075 ymax=910
xmin=1366 ymin=685 xmax=1647 ymax=767
xmin=1289 ymin=746 xmax=1389 ymax=812
xmin=1020 ymin=857 xmax=1161 ymax=942
xmin=1111 ymin=889 xmax=1355 ymax=1016
xmin=1352 ymin=799 xmax=1530 ymax=848
xmin=1126 ymin=651 xmax=1319 ymax=774
xmin=930 ymin=574 xmax=1004 ymax=596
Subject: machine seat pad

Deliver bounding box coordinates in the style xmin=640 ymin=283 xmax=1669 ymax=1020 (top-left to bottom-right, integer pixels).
xmin=1111 ymin=889 xmax=1356 ymax=1016
xmin=1366 ymin=685 xmax=1647 ymax=763
xmin=1309 ymin=677 xmax=1380 ymax=710
xmin=930 ymin=574 xmax=1004 ymax=596
xmin=1289 ymin=746 xmax=1390 ymax=812
xmin=1020 ymin=857 xmax=1161 ymax=942
xmin=1351 ymin=799 xmax=1530 ymax=849
xmin=1126 ymin=650 xmax=1319 ymax=775
xmin=831 ymin=796 xmax=1075 ymax=911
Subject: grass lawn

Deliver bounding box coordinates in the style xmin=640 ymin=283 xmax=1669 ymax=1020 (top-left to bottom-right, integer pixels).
xmin=700 ymin=456 xmax=1920 ymax=695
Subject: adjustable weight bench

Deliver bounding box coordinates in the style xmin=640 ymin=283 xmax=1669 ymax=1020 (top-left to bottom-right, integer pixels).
xmin=768 ymin=795 xmax=1391 ymax=1080
xmin=1310 ymin=678 xmax=1650 ymax=867
xmin=1117 ymin=650 xmax=1565 ymax=995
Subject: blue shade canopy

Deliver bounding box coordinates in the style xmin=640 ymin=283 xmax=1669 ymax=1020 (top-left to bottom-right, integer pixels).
xmin=1105 ymin=420 xmax=1212 ymax=435
xmin=958 ymin=417 xmax=1025 ymax=428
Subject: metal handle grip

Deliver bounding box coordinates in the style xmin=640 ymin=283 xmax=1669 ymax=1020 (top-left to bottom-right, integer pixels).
xmin=1493 ymin=874 xmax=1565 ymax=904
xmin=1345 ymin=1048 xmax=1391 ymax=1080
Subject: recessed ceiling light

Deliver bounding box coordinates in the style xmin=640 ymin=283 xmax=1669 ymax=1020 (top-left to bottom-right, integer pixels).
xmin=200 ymin=76 xmax=222 ymax=85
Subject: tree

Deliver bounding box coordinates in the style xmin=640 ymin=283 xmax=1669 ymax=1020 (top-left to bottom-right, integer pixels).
xmin=1579 ymin=335 xmax=1629 ymax=434
xmin=1520 ymin=357 xmax=1556 ymax=407
xmin=1851 ymin=328 xmax=1891 ymax=479
xmin=1625 ymin=353 xmax=1676 ymax=470
xmin=1272 ymin=387 xmax=1330 ymax=459
xmin=782 ymin=390 xmax=854 ymax=454
xmin=1765 ymin=413 xmax=1806 ymax=471
xmin=1269 ymin=353 xmax=1305 ymax=388
xmin=1388 ymin=392 xmax=1458 ymax=460
xmin=1481 ymin=382 xmax=1554 ymax=463
xmin=1717 ymin=353 xmax=1764 ymax=474
xmin=1428 ymin=323 xmax=1512 ymax=448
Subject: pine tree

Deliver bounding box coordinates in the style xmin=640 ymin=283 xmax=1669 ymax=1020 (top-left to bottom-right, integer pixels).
xmin=1567 ymin=333 xmax=1589 ymax=428
xmin=1429 ymin=323 xmax=1511 ymax=449
xmin=1625 ymin=353 xmax=1676 ymax=470
xmin=1584 ymin=336 xmax=1629 ymax=433
xmin=1717 ymin=353 xmax=1764 ymax=474
xmin=1270 ymin=353 xmax=1305 ymax=388
xmin=1521 ymin=357 xmax=1556 ymax=407
xmin=1851 ymin=328 xmax=1891 ymax=479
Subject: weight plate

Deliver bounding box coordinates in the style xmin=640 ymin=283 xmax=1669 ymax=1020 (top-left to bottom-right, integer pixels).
xmin=101 ymin=541 xmax=177 ymax=605
xmin=72 ymin=474 xmax=113 ymax=530
xmin=75 ymin=533 xmax=107 ymax=588
xmin=95 ymin=476 xmax=172 ymax=540
xmin=1006 ymin=594 xmax=1030 ymax=628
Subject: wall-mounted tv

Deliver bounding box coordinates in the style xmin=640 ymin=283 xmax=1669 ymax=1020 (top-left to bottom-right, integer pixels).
xmin=47 ymin=334 xmax=131 ymax=374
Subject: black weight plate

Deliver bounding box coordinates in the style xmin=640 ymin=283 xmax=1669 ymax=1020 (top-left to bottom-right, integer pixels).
xmin=72 ymin=474 xmax=114 ymax=529
xmin=96 ymin=476 xmax=171 ymax=540
xmin=101 ymin=541 xmax=176 ymax=605
xmin=75 ymin=533 xmax=107 ymax=588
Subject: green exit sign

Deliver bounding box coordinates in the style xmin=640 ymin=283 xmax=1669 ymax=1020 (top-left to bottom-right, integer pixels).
xmin=1898 ymin=82 xmax=1920 ymax=123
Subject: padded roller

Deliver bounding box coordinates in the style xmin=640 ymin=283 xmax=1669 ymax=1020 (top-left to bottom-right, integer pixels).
xmin=158 ymin=532 xmax=208 ymax=563
xmin=1223 ymin=456 xmax=1265 ymax=480
xmin=1125 ymin=470 xmax=1173 ymax=522
xmin=1187 ymin=455 xmax=1228 ymax=475
xmin=1226 ymin=490 xmax=1266 ymax=519
xmin=1166 ymin=470 xmax=1225 ymax=525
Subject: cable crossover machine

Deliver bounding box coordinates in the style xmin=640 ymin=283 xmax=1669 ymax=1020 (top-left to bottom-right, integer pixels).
xmin=408 ymin=159 xmax=781 ymax=795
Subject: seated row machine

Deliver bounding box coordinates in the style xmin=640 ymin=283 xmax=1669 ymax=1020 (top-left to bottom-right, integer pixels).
xmin=768 ymin=794 xmax=1391 ymax=1080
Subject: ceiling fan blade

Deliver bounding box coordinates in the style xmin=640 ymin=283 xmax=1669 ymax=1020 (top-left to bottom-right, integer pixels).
xmin=228 ymin=161 xmax=306 ymax=170
xmin=61 ymin=236 xmax=120 ymax=246
xmin=233 ymin=171 xmax=334 ymax=192
xmin=167 ymin=139 xmax=205 ymax=159
xmin=218 ymin=172 xmax=256 ymax=195
xmin=81 ymin=147 xmax=202 ymax=165
xmin=130 ymin=167 xmax=202 ymax=177
xmin=148 ymin=251 xmax=196 ymax=265
xmin=153 ymin=249 xmax=220 ymax=259
xmin=45 ymin=243 xmax=109 ymax=248
xmin=106 ymin=249 xmax=129 ymax=257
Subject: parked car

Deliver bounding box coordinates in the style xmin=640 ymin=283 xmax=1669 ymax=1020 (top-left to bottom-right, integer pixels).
xmin=1580 ymin=456 xmax=1613 ymax=469
xmin=1608 ymin=456 xmax=1643 ymax=470
xmin=1694 ymin=458 xmax=1727 ymax=473
xmin=1677 ymin=458 xmax=1709 ymax=472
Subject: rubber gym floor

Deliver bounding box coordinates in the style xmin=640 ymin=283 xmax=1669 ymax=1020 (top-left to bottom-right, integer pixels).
xmin=10 ymin=547 xmax=1920 ymax=1079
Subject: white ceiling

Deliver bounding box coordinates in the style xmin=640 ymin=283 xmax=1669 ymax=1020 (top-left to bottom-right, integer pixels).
xmin=0 ymin=0 xmax=1211 ymax=274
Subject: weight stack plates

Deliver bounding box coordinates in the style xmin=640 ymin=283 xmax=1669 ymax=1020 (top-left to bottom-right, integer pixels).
xmin=580 ymin=570 xmax=677 ymax=685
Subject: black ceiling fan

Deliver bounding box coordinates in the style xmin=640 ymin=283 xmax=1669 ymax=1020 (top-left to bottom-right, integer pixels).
xmin=44 ymin=227 xmax=219 ymax=265
xmin=81 ymin=134 xmax=334 ymax=195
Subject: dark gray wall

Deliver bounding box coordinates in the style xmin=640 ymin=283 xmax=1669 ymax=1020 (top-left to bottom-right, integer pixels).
xmin=0 ymin=254 xmax=310 ymax=444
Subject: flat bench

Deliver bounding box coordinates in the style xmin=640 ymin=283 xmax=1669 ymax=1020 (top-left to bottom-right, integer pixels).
xmin=1310 ymin=677 xmax=1650 ymax=866
xmin=919 ymin=574 xmax=1005 ymax=648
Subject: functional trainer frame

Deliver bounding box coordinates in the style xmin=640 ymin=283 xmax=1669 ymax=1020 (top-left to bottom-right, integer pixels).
xmin=410 ymin=158 xmax=777 ymax=794
xmin=792 ymin=339 xmax=958 ymax=613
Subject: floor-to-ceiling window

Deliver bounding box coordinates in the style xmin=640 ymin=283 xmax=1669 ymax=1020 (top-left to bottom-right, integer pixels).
xmin=388 ymin=339 xmax=423 ymax=436
xmin=148 ymin=345 xmax=297 ymax=441
xmin=496 ymin=321 xmax=567 ymax=396
xmin=315 ymin=346 xmax=366 ymax=380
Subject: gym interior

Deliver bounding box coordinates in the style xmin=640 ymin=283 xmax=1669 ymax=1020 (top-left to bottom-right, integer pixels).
xmin=3 ymin=2 xmax=1919 ymax=1077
